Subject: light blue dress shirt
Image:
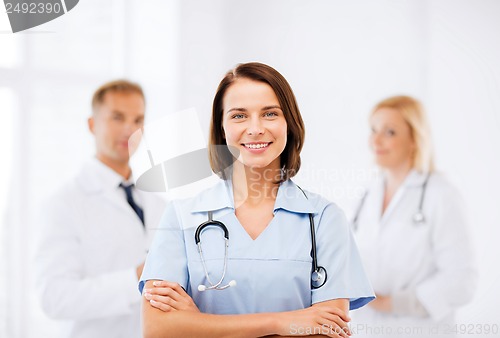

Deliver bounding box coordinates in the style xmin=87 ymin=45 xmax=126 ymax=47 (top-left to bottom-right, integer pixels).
xmin=140 ymin=179 xmax=374 ymax=314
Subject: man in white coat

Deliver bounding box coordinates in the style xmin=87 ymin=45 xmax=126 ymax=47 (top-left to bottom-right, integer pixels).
xmin=35 ymin=80 xmax=166 ymax=338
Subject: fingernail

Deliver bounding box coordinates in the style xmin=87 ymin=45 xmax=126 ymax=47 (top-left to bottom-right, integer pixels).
xmin=153 ymin=281 xmax=160 ymax=286
xmin=144 ymin=293 xmax=152 ymax=300
xmin=143 ymin=288 xmax=151 ymax=293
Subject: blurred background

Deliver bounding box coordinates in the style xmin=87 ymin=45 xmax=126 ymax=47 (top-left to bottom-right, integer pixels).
xmin=1 ymin=0 xmax=499 ymax=337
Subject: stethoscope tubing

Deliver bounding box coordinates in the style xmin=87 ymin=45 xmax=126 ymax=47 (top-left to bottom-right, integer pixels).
xmin=195 ymin=210 xmax=231 ymax=291
xmin=352 ymin=172 xmax=431 ymax=230
xmin=197 ymin=238 xmax=229 ymax=290
xmin=195 ymin=211 xmax=229 ymax=244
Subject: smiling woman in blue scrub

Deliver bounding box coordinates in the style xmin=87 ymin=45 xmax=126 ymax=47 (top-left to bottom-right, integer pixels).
xmin=351 ymin=96 xmax=478 ymax=337
xmin=139 ymin=62 xmax=374 ymax=337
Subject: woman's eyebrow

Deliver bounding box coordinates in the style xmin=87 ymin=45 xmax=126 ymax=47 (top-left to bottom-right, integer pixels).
xmin=226 ymin=105 xmax=282 ymax=114
xmin=226 ymin=107 xmax=247 ymax=114
xmin=261 ymin=105 xmax=282 ymax=111
xmin=381 ymin=123 xmax=399 ymax=129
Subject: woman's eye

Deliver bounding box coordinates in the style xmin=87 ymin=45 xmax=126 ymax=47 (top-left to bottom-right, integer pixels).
xmin=231 ymin=113 xmax=245 ymax=119
xmin=264 ymin=111 xmax=278 ymax=118
xmin=385 ymin=129 xmax=396 ymax=136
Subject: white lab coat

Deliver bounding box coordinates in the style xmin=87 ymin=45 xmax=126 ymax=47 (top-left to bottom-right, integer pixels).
xmin=35 ymin=158 xmax=166 ymax=338
xmin=351 ymin=170 xmax=477 ymax=338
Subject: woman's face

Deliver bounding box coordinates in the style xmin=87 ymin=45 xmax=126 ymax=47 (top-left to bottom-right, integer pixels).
xmin=222 ymin=78 xmax=287 ymax=171
xmin=369 ymin=107 xmax=415 ymax=170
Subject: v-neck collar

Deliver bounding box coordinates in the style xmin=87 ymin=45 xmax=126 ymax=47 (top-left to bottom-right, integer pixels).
xmin=190 ymin=178 xmax=318 ymax=242
xmin=190 ymin=178 xmax=317 ymax=215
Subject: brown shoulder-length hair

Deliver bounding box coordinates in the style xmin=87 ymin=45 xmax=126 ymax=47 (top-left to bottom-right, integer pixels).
xmin=208 ymin=62 xmax=305 ymax=181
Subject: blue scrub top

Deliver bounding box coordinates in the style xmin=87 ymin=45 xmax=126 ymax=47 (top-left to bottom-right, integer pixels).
xmin=140 ymin=179 xmax=374 ymax=314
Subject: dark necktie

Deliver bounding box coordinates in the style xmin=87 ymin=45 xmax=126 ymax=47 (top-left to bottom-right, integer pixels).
xmin=119 ymin=183 xmax=145 ymax=226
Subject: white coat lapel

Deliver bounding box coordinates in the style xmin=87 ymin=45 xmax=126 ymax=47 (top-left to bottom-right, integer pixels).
xmin=379 ymin=184 xmax=407 ymax=226
xmin=76 ymin=159 xmax=134 ymax=216
xmin=102 ymin=188 xmax=135 ymax=215
xmin=379 ymin=170 xmax=424 ymax=226
xmin=371 ymin=177 xmax=385 ymax=223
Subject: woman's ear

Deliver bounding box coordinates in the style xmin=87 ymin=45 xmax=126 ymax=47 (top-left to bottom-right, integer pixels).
xmin=411 ymin=136 xmax=417 ymax=151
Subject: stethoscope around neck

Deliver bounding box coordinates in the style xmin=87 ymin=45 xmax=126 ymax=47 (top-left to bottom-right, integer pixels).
xmin=194 ymin=187 xmax=327 ymax=292
xmin=194 ymin=211 xmax=236 ymax=291
xmin=352 ymin=173 xmax=431 ymax=231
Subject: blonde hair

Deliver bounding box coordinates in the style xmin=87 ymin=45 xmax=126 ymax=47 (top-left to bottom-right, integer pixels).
xmin=372 ymin=95 xmax=435 ymax=173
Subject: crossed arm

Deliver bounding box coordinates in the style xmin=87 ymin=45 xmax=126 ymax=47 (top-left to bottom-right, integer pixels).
xmin=141 ymin=280 xmax=351 ymax=338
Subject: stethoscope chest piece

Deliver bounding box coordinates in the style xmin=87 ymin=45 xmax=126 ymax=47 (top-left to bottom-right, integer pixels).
xmin=311 ymin=266 xmax=327 ymax=289
xmin=412 ymin=211 xmax=426 ymax=225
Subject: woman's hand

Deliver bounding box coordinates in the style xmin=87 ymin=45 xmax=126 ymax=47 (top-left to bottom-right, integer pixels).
xmin=368 ymin=294 xmax=392 ymax=313
xmin=274 ymin=302 xmax=351 ymax=338
xmin=143 ymin=281 xmax=200 ymax=313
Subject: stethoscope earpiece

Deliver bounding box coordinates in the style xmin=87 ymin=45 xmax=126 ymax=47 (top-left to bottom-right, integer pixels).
xmin=198 ymin=279 xmax=236 ymax=292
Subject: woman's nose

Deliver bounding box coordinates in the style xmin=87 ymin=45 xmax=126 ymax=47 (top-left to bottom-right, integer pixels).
xmin=246 ymin=116 xmax=264 ymax=135
xmin=370 ymin=132 xmax=382 ymax=146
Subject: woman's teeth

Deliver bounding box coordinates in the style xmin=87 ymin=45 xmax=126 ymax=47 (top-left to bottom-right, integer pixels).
xmin=244 ymin=143 xmax=269 ymax=149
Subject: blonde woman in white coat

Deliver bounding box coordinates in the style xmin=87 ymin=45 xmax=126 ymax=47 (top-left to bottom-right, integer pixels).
xmin=351 ymin=96 xmax=477 ymax=337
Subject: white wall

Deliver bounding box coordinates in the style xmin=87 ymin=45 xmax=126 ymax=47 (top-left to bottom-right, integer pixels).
xmin=1 ymin=0 xmax=499 ymax=337
xmin=427 ymin=1 xmax=500 ymax=323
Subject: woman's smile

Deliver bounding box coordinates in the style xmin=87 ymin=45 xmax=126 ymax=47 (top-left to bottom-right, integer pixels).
xmin=222 ymin=78 xmax=287 ymax=170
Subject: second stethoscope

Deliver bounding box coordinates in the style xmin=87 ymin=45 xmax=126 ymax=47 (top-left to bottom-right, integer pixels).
xmin=352 ymin=173 xmax=431 ymax=231
xmin=195 ymin=188 xmax=327 ymax=292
